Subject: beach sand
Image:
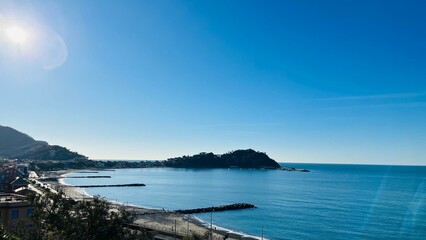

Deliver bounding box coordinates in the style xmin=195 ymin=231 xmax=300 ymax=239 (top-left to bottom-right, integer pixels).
xmin=39 ymin=170 xmax=259 ymax=240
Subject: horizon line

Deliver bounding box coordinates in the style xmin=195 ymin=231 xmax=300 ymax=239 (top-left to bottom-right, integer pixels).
xmin=90 ymin=159 xmax=426 ymax=167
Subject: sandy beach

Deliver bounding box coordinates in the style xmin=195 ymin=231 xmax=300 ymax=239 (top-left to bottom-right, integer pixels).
xmin=37 ymin=170 xmax=259 ymax=240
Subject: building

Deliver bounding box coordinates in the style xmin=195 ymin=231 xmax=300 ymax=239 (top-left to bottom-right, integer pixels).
xmin=11 ymin=177 xmax=29 ymax=191
xmin=0 ymin=166 xmax=17 ymax=193
xmin=13 ymin=187 xmax=36 ymax=196
xmin=16 ymin=164 xmax=29 ymax=178
xmin=0 ymin=193 xmax=33 ymax=229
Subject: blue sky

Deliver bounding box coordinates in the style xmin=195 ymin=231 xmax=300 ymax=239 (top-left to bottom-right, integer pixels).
xmin=1 ymin=0 xmax=425 ymax=165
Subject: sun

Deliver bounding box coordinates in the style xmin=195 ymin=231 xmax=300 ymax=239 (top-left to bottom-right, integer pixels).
xmin=5 ymin=26 xmax=27 ymax=44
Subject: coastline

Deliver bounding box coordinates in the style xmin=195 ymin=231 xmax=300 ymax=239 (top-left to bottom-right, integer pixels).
xmin=46 ymin=170 xmax=260 ymax=240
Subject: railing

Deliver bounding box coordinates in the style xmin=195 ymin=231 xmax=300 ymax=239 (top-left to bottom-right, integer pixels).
xmin=128 ymin=222 xmax=228 ymax=240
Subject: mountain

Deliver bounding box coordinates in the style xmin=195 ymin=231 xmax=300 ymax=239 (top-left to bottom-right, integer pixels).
xmin=0 ymin=125 xmax=86 ymax=160
xmin=165 ymin=149 xmax=281 ymax=168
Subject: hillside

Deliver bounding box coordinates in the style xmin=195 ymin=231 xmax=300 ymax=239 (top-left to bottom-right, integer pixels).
xmin=0 ymin=125 xmax=46 ymax=155
xmin=165 ymin=149 xmax=280 ymax=168
xmin=0 ymin=125 xmax=86 ymax=160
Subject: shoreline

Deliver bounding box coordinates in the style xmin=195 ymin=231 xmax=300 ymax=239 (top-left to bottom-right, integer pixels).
xmin=45 ymin=170 xmax=261 ymax=240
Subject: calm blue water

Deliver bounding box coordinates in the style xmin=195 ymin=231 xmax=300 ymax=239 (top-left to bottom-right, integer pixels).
xmin=63 ymin=164 xmax=426 ymax=240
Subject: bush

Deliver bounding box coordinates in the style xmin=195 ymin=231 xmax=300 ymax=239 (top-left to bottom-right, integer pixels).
xmin=16 ymin=192 xmax=152 ymax=240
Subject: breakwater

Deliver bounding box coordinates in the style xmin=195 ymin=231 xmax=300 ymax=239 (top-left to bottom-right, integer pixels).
xmin=64 ymin=176 xmax=111 ymax=178
xmin=62 ymin=165 xmax=426 ymax=240
xmin=280 ymin=167 xmax=310 ymax=172
xmin=175 ymin=203 xmax=256 ymax=214
xmin=71 ymin=183 xmax=146 ymax=188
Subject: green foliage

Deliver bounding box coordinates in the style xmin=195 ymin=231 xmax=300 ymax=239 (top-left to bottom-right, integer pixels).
xmin=165 ymin=149 xmax=280 ymax=168
xmin=14 ymin=145 xmax=86 ymax=161
xmin=0 ymin=125 xmax=38 ymax=155
xmin=182 ymin=232 xmax=210 ymax=240
xmin=0 ymin=125 xmax=86 ymax=161
xmin=18 ymin=192 xmax=152 ymax=240
xmin=30 ymin=159 xmax=96 ymax=171
xmin=30 ymin=160 xmax=163 ymax=171
xmin=0 ymin=224 xmax=18 ymax=240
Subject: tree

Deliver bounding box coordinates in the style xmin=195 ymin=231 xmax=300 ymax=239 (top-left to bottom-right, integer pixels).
xmin=0 ymin=224 xmax=17 ymax=240
xmin=18 ymin=192 xmax=152 ymax=240
xmin=182 ymin=232 xmax=210 ymax=240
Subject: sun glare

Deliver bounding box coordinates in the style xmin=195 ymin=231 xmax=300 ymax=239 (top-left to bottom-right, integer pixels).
xmin=5 ymin=26 xmax=27 ymax=44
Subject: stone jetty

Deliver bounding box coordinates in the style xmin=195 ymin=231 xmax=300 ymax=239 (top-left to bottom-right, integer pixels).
xmin=280 ymin=167 xmax=310 ymax=172
xmin=64 ymin=176 xmax=112 ymax=178
xmin=175 ymin=203 xmax=256 ymax=214
xmin=71 ymin=183 xmax=146 ymax=188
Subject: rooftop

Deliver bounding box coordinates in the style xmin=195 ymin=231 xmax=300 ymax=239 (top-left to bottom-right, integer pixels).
xmin=0 ymin=193 xmax=27 ymax=204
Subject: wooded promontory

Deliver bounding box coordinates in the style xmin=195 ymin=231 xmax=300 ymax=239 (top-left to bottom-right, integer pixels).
xmin=165 ymin=149 xmax=280 ymax=169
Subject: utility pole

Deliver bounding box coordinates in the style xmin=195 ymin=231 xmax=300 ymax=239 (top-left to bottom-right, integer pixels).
xmin=187 ymin=221 xmax=189 ymax=236
xmin=210 ymin=209 xmax=216 ymax=240
xmin=210 ymin=210 xmax=213 ymax=240
xmin=261 ymin=226 xmax=264 ymax=240
xmin=174 ymin=219 xmax=177 ymax=240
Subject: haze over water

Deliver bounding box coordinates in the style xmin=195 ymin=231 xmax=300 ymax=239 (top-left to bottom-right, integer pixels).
xmin=64 ymin=164 xmax=426 ymax=240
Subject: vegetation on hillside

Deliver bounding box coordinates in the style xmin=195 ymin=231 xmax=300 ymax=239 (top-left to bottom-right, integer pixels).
xmin=29 ymin=149 xmax=279 ymax=171
xmin=30 ymin=160 xmax=163 ymax=171
xmin=165 ymin=149 xmax=280 ymax=168
xmin=0 ymin=125 xmax=46 ymax=156
xmin=0 ymin=125 xmax=86 ymax=161
xmin=0 ymin=125 xmax=37 ymax=151
xmin=13 ymin=145 xmax=86 ymax=161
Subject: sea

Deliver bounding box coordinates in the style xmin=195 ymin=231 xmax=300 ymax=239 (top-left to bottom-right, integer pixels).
xmin=62 ymin=163 xmax=426 ymax=240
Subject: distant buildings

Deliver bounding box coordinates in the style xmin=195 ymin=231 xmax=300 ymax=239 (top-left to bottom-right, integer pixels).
xmin=11 ymin=178 xmax=29 ymax=191
xmin=16 ymin=164 xmax=29 ymax=178
xmin=0 ymin=166 xmax=17 ymax=193
xmin=0 ymin=163 xmax=29 ymax=193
